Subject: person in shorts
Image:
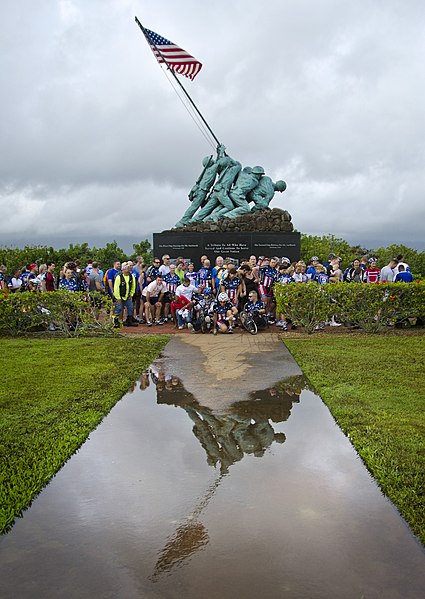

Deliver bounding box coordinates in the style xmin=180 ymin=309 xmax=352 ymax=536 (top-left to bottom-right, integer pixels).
xmin=142 ymin=275 xmax=166 ymax=326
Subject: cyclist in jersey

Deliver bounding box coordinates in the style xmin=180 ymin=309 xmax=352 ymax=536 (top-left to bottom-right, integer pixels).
xmin=163 ymin=264 xmax=181 ymax=322
xmin=258 ymin=257 xmax=279 ymax=323
xmin=185 ymin=262 xmax=199 ymax=287
xmin=220 ymin=267 xmax=242 ymax=306
xmin=242 ymin=290 xmax=267 ymax=329
xmin=213 ymin=292 xmax=238 ymax=334
xmin=198 ymin=258 xmax=214 ymax=291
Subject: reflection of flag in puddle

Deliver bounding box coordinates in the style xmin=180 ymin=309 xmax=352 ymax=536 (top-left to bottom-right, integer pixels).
xmin=150 ymin=476 xmax=221 ymax=581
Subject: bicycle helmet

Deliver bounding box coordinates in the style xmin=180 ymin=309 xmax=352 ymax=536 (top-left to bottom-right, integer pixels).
xmin=218 ymin=292 xmax=229 ymax=302
xmin=204 ymin=287 xmax=212 ymax=295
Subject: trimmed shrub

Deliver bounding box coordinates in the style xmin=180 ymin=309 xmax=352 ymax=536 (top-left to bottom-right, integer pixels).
xmin=274 ymin=282 xmax=333 ymax=333
xmin=0 ymin=290 xmax=117 ymax=337
xmin=275 ymin=281 xmax=425 ymax=333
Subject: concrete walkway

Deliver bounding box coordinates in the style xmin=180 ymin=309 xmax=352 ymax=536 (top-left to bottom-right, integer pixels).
xmin=0 ymin=336 xmax=424 ymax=599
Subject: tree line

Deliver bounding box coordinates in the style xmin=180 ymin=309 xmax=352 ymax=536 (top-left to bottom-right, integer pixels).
xmin=0 ymin=235 xmax=423 ymax=277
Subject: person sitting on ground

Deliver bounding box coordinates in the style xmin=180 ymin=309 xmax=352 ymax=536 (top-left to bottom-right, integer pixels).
xmin=192 ymin=287 xmax=213 ymax=331
xmin=142 ymin=274 xmax=166 ymax=326
xmin=394 ymin=264 xmax=414 ymax=283
xmin=241 ymin=290 xmax=267 ymax=329
xmin=172 ymin=276 xmax=198 ymax=329
xmin=212 ymin=292 xmax=238 ymax=334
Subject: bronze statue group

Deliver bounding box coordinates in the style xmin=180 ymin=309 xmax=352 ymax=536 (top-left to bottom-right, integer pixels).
xmin=175 ymin=144 xmax=286 ymax=227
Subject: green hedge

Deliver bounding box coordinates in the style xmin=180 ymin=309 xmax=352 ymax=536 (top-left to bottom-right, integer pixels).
xmin=0 ymin=290 xmax=117 ymax=337
xmin=275 ymin=282 xmax=425 ymax=334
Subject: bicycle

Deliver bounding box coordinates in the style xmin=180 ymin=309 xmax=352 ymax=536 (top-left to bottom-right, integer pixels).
xmin=240 ymin=310 xmax=258 ymax=335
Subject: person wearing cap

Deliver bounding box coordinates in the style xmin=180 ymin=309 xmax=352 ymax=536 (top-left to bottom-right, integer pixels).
xmin=212 ymin=292 xmax=238 ymax=334
xmin=365 ymin=258 xmax=380 ymax=283
xmin=306 ymin=256 xmax=323 ymax=280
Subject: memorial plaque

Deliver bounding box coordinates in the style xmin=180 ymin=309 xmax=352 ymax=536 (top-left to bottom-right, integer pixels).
xmin=154 ymin=231 xmax=300 ymax=265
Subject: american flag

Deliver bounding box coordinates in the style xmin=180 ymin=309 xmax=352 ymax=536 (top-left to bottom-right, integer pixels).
xmin=144 ymin=28 xmax=203 ymax=81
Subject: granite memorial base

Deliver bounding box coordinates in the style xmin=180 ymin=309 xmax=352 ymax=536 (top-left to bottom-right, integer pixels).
xmin=153 ymin=231 xmax=300 ymax=266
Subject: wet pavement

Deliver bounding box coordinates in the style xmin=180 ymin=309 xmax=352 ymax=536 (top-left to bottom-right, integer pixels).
xmin=0 ymin=335 xmax=424 ymax=598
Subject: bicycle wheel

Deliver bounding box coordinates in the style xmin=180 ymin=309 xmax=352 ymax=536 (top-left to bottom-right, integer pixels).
xmin=244 ymin=317 xmax=257 ymax=335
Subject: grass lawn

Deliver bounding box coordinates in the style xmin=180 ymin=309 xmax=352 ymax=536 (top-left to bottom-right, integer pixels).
xmin=283 ymin=334 xmax=425 ymax=545
xmin=0 ymin=335 xmax=169 ymax=533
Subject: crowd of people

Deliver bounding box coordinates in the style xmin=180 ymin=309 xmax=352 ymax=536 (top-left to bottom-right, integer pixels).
xmin=0 ymin=251 xmax=414 ymax=333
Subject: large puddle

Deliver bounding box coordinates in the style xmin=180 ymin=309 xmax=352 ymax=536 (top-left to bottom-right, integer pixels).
xmin=0 ymin=339 xmax=424 ymax=598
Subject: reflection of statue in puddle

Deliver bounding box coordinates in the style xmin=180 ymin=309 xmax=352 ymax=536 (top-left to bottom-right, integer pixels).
xmin=149 ymin=372 xmax=305 ymax=581
xmin=155 ymin=374 xmax=303 ymax=474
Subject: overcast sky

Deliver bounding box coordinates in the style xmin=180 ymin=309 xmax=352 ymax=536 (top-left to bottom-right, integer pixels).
xmin=1 ymin=0 xmax=424 ymax=252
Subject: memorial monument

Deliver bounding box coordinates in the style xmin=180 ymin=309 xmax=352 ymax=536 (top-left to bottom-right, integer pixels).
xmin=154 ymin=143 xmax=300 ymax=265
xmin=135 ymin=17 xmax=300 ymax=264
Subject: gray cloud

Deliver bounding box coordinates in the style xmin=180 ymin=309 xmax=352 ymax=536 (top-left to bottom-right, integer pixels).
xmin=1 ymin=0 xmax=424 ymax=250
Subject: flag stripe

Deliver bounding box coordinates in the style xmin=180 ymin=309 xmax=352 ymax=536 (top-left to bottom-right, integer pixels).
xmin=144 ymin=28 xmax=202 ymax=81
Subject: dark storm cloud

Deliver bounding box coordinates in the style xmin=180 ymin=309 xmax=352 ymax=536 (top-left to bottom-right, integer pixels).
xmin=0 ymin=0 xmax=424 ymax=248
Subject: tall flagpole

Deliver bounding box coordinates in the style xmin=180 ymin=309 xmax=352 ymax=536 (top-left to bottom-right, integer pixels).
xmin=135 ymin=16 xmax=222 ymax=148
